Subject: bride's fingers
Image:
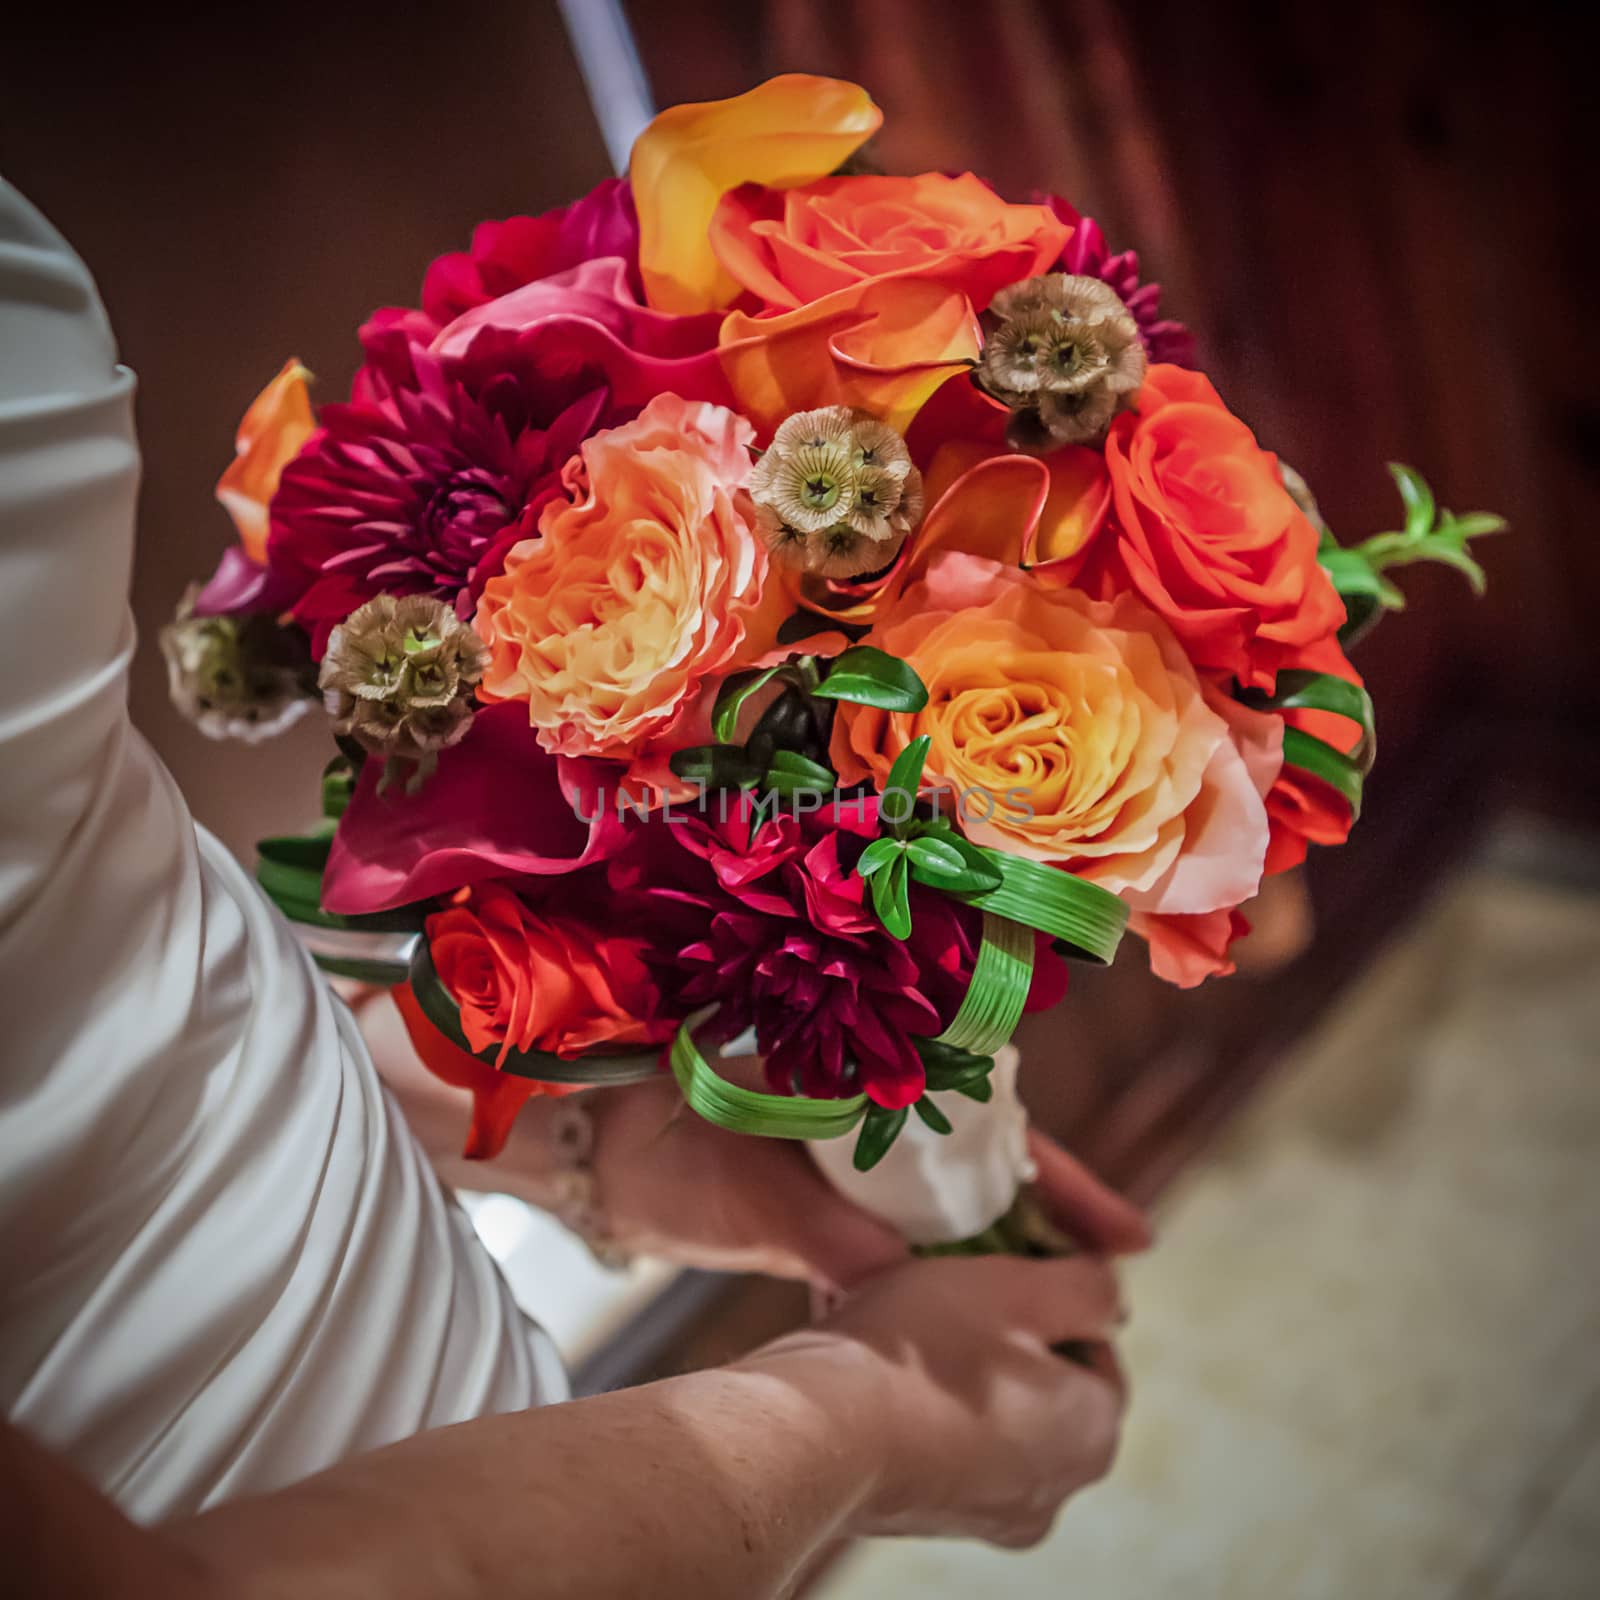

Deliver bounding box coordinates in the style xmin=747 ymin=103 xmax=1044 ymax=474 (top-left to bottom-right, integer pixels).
xmin=1027 ymin=1131 xmax=1153 ymax=1256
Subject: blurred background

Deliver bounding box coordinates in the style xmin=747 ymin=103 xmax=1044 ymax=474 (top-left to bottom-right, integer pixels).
xmin=4 ymin=2 xmax=1597 ymax=1594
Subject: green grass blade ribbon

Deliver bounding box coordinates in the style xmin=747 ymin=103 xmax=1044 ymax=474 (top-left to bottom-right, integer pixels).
xmin=962 ymin=851 xmax=1128 ymax=964
xmin=936 ymin=911 xmax=1035 ymax=1055
xmin=670 ymin=1023 xmax=868 ymax=1139
xmin=1263 ymin=669 xmax=1376 ymax=775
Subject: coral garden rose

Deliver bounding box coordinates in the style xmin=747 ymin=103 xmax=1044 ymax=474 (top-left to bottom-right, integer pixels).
xmin=833 ymin=551 xmax=1275 ymax=915
xmin=714 ymin=172 xmax=1069 ymax=435
xmin=475 ymin=394 xmax=782 ymax=764
xmin=426 ymin=882 xmax=670 ymax=1065
xmin=1085 ymin=364 xmax=1346 ymax=690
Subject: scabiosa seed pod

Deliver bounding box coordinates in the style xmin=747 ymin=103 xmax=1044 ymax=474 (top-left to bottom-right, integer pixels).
xmin=749 ymin=407 xmax=923 ymax=579
xmin=160 ymin=587 xmax=316 ymax=743
xmin=978 ymin=273 xmax=1147 ymax=451
xmin=318 ymin=593 xmax=489 ymax=790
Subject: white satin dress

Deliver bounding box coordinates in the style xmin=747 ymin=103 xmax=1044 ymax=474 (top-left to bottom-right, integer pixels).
xmin=0 ymin=180 xmax=565 ymax=1524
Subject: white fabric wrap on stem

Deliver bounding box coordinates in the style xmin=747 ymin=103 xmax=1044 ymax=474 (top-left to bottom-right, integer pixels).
xmin=808 ymin=1046 xmax=1036 ymax=1245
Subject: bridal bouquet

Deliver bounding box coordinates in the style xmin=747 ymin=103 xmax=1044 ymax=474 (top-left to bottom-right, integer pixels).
xmin=166 ymin=76 xmax=1501 ymax=1245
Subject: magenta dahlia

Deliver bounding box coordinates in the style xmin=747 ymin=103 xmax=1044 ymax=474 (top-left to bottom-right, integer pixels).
xmin=1045 ymin=196 xmax=1197 ymax=368
xmin=611 ymin=796 xmax=1033 ymax=1109
xmin=266 ymin=355 xmax=604 ymax=656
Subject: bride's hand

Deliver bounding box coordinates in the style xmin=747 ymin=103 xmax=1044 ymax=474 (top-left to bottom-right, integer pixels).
xmin=587 ymin=1076 xmax=1151 ymax=1288
xmin=347 ymin=984 xmax=1150 ymax=1287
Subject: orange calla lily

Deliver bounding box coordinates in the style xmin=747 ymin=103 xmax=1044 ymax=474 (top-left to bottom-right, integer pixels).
xmin=216 ymin=358 xmax=314 ymax=563
xmin=630 ymin=74 xmax=881 ymax=315
xmin=794 ymin=438 xmax=1111 ymax=626
xmin=719 ymin=275 xmax=981 ymax=438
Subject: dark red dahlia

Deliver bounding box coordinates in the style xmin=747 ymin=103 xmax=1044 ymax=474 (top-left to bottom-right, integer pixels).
xmin=1045 ymin=196 xmax=1197 ymax=368
xmin=611 ymin=796 xmax=985 ymax=1110
xmin=266 ymin=355 xmax=604 ymax=655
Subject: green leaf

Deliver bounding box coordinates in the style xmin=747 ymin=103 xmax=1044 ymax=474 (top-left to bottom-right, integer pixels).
xmin=1281 ymin=726 xmax=1364 ymax=819
xmin=906 ymin=834 xmax=969 ymax=876
xmin=913 ymin=1096 xmax=954 ymax=1135
xmin=918 ymin=1036 xmax=994 ymax=1078
xmin=321 ymin=760 xmax=355 ymax=821
xmin=904 ymin=841 xmax=1006 ymax=894
xmin=1389 ymin=461 xmax=1436 ymax=537
xmin=881 ymin=733 xmax=931 ymax=835
xmin=881 ymin=736 xmax=931 ymax=836
xmin=670 ymin=1023 xmax=867 ymax=1138
xmin=907 ymin=821 xmax=1005 ymax=892
xmin=955 ymin=1075 xmax=994 ymax=1104
xmin=711 ymin=665 xmax=787 ymax=744
xmin=1318 ymin=466 xmax=1503 ymax=648
xmin=762 ymin=748 xmax=837 ymax=796
xmin=853 ymin=1104 xmax=910 ymax=1171
xmin=669 ymin=743 xmax=761 ymax=790
xmin=1260 ymin=669 xmax=1377 ymax=775
xmin=812 ymin=646 xmax=930 ymax=712
xmin=777 ymin=609 xmax=861 ymax=648
xmin=257 ymin=830 xmax=334 ymax=872
xmin=745 ymin=685 xmax=822 ymax=768
xmin=855 ymin=836 xmax=904 ymax=880
xmin=870 ymin=849 xmax=914 ymax=940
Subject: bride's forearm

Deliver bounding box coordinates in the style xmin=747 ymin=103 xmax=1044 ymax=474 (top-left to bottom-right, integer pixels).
xmin=4 ymin=1354 xmax=882 ymax=1600
xmin=168 ymin=1360 xmax=879 ymax=1600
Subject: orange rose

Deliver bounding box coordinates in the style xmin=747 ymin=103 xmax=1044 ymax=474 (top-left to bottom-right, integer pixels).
xmin=393 ymin=979 xmax=576 ymax=1162
xmin=475 ymin=394 xmax=785 ymax=766
xmin=427 ymin=884 xmax=668 ymax=1064
xmin=1090 ymin=365 xmax=1345 ymax=690
xmin=832 ymin=552 xmax=1273 ymax=914
xmin=216 ymin=358 xmax=314 ymax=563
xmin=714 ymin=174 xmax=1069 ymax=435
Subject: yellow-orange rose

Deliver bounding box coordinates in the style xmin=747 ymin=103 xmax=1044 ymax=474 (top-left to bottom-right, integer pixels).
xmin=216 ymin=358 xmax=314 ymax=562
xmin=832 ymin=552 xmax=1273 ymax=913
xmin=475 ymin=394 xmax=781 ymax=764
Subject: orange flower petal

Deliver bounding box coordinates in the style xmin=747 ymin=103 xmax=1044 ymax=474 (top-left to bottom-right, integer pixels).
xmin=630 ymin=74 xmax=882 ymax=314
xmin=392 ymin=980 xmax=574 ymax=1162
xmin=216 ymin=358 xmax=314 ymax=563
xmin=718 ymin=275 xmax=980 ymax=438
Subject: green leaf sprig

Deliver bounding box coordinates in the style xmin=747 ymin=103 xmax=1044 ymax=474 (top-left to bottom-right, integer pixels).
xmin=1319 ymin=464 xmax=1505 ymax=647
